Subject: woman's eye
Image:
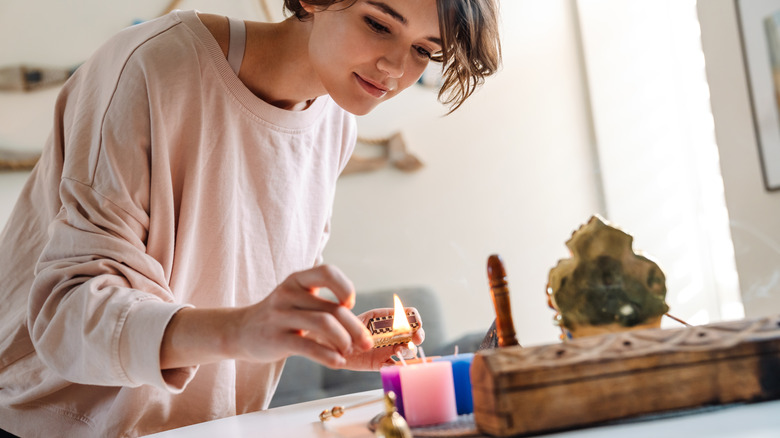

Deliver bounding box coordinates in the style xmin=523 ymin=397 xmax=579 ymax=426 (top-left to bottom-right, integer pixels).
xmin=414 ymin=46 xmax=432 ymax=60
xmin=365 ymin=17 xmax=389 ymax=34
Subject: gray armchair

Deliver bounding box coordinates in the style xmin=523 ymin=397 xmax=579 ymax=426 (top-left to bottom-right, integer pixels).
xmin=269 ymin=286 xmax=486 ymax=407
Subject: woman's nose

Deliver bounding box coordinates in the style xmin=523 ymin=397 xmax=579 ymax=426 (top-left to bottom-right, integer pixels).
xmin=376 ymin=49 xmax=406 ymax=79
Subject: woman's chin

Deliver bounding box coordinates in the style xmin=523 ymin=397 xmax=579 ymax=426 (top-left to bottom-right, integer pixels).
xmin=331 ymin=95 xmax=382 ymax=116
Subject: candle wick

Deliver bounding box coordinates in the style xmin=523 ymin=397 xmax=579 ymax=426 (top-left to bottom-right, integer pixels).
xmin=454 ymin=345 xmax=459 ymax=356
xmin=398 ymin=355 xmax=408 ymax=366
xmin=419 ymin=346 xmax=427 ymax=363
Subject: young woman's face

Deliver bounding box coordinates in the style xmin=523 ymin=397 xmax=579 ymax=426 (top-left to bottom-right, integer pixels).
xmin=304 ymin=0 xmax=442 ymax=115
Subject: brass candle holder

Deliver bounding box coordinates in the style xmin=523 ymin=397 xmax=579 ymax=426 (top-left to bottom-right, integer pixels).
xmin=375 ymin=391 xmax=412 ymax=438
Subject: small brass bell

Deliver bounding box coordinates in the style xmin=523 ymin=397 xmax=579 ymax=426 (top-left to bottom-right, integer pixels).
xmin=375 ymin=391 xmax=412 ymax=438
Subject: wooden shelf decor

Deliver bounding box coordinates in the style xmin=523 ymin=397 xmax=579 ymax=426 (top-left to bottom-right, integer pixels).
xmin=471 ymin=314 xmax=780 ymax=436
xmin=0 ymin=148 xmax=40 ymax=171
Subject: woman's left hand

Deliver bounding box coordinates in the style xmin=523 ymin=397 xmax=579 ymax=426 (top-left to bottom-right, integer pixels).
xmin=336 ymin=307 xmax=425 ymax=371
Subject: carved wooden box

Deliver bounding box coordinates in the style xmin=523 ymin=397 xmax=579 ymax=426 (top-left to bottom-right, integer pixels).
xmin=471 ymin=315 xmax=780 ymax=436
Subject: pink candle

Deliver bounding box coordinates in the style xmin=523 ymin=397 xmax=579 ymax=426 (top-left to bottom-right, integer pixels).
xmin=399 ymin=360 xmax=458 ymax=427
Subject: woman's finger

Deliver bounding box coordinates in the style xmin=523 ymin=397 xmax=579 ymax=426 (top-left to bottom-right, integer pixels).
xmin=342 ymin=345 xmax=399 ymax=371
xmin=329 ymin=305 xmax=373 ymax=352
xmin=284 ymin=290 xmax=372 ymax=353
xmin=287 ymin=264 xmax=356 ymax=308
xmin=283 ymin=333 xmax=347 ymax=369
xmin=286 ymin=288 xmax=344 ymax=313
xmin=276 ymin=308 xmax=354 ymax=355
xmin=411 ymin=326 xmax=426 ymax=346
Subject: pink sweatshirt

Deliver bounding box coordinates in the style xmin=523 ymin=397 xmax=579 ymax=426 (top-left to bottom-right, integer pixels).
xmin=0 ymin=10 xmax=355 ymax=437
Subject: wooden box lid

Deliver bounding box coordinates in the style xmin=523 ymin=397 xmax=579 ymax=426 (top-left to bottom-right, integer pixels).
xmin=471 ymin=315 xmax=780 ymax=436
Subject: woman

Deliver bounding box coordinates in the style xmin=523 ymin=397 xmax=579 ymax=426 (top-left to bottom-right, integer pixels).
xmin=0 ymin=0 xmax=501 ymax=436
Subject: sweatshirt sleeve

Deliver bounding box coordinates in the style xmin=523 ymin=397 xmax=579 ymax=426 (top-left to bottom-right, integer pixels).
xmin=27 ymin=38 xmax=197 ymax=392
xmin=30 ymin=183 xmax=196 ymax=392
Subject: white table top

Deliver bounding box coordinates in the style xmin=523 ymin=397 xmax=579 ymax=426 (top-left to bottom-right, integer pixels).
xmin=144 ymin=389 xmax=780 ymax=438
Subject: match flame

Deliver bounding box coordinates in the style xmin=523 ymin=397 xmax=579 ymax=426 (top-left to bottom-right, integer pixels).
xmin=392 ymin=294 xmax=412 ymax=332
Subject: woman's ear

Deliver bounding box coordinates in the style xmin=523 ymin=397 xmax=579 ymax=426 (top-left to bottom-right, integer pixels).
xmin=299 ymin=1 xmax=320 ymax=15
xmin=300 ymin=0 xmax=334 ymax=15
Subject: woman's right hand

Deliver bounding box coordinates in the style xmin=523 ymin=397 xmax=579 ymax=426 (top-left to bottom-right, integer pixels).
xmin=160 ymin=264 xmax=373 ymax=370
xmin=233 ymin=264 xmax=374 ymax=368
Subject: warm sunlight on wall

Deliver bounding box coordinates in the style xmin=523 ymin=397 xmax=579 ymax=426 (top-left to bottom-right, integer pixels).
xmin=576 ymin=0 xmax=743 ymax=325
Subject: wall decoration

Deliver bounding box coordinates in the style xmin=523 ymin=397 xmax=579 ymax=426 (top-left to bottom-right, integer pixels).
xmin=342 ymin=132 xmax=424 ymax=176
xmin=0 ymin=65 xmax=78 ymax=92
xmin=737 ymin=0 xmax=780 ymax=190
xmin=0 ymin=149 xmax=39 ymax=171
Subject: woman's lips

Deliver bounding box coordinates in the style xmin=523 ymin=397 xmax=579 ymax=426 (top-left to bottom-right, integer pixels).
xmin=355 ymin=73 xmax=388 ymax=98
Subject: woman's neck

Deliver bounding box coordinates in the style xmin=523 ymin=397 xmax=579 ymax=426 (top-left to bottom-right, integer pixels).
xmin=240 ymin=17 xmax=326 ymax=111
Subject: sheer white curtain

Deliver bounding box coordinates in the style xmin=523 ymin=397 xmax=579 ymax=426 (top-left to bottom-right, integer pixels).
xmin=575 ymin=0 xmax=743 ymax=325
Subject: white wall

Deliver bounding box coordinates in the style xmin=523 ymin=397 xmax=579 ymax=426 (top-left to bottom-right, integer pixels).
xmin=698 ymin=0 xmax=780 ymax=318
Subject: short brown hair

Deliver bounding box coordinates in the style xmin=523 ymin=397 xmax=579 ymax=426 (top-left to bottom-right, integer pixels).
xmin=283 ymin=0 xmax=502 ymax=113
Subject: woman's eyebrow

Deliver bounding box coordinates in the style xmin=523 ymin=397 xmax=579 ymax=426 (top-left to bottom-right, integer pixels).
xmin=365 ymin=0 xmax=442 ymax=47
xmin=366 ymin=1 xmax=407 ymax=24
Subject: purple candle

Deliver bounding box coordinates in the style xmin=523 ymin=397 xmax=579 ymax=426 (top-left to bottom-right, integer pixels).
xmin=380 ymin=365 xmax=405 ymax=417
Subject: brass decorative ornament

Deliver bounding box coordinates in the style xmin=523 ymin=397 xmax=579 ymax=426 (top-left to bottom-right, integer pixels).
xmin=375 ymin=391 xmax=412 ymax=438
xmin=546 ymin=215 xmax=669 ymax=339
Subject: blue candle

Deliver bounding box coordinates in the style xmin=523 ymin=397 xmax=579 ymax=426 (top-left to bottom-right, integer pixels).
xmin=380 ymin=365 xmax=406 ymax=417
xmin=434 ymin=353 xmax=474 ymax=415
